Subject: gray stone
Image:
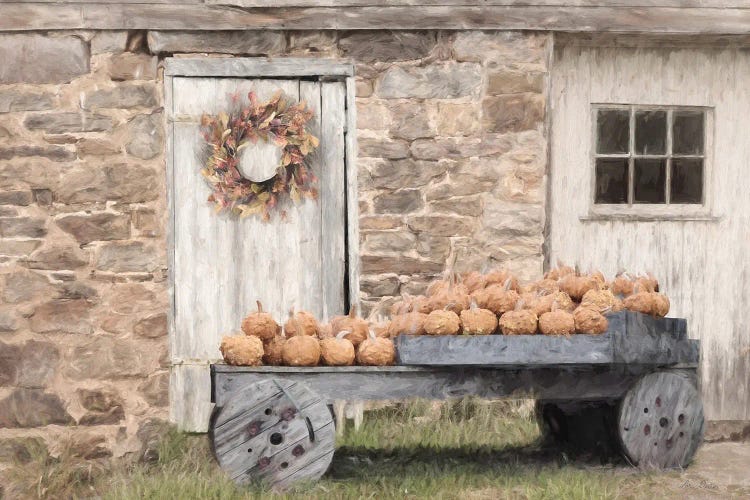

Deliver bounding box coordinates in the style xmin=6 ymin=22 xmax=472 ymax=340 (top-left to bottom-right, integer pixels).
xmin=2 ymin=269 xmax=52 ymax=304
xmin=148 ymin=31 xmax=285 ymax=55
xmin=411 ymin=135 xmax=514 ymax=160
xmin=288 ymin=31 xmax=337 ymax=55
xmin=134 ymin=313 xmax=167 ymax=338
xmin=95 ymin=241 xmax=160 ymax=273
xmin=359 ymin=215 xmax=404 ymax=231
xmin=0 ymin=191 xmax=32 ymax=206
xmin=0 ymin=162 xmax=60 ymax=192
xmin=416 ymin=234 xmax=452 ymax=263
xmin=426 ymin=164 xmax=500 ymax=201
xmin=358 ymin=138 xmax=410 ymax=159
xmin=0 ymin=90 xmax=55 ymax=113
xmin=361 ymin=255 xmax=443 ymax=275
xmin=77 ymin=388 xmax=125 ymax=425
xmin=138 ymin=372 xmax=168 ymax=407
xmin=0 ymin=35 xmax=89 ymax=84
xmin=389 ymin=102 xmax=435 ymax=140
xmin=0 ymin=217 xmax=47 ymax=238
xmin=76 ymin=138 xmax=121 ymax=157
xmin=69 ymin=434 xmax=111 ymax=459
xmin=0 ymin=146 xmax=75 ymax=162
xmin=373 ymin=189 xmax=423 ymax=214
xmin=132 ymin=209 xmax=159 ymax=237
xmin=66 ymin=337 xmax=159 ymax=380
xmin=487 ymin=70 xmax=545 ymax=94
xmin=56 ymin=212 xmax=131 ymax=244
xmin=453 ymin=31 xmax=549 ymax=68
xmin=108 ymin=53 xmax=158 ymax=81
xmin=32 ymin=189 xmax=53 ymax=206
xmin=377 ymin=63 xmax=482 ymax=99
xmin=0 ymin=389 xmax=74 ymax=428
xmin=360 ymin=274 xmax=401 ymax=297
xmin=356 ymin=102 xmax=390 ymax=131
xmin=363 ymin=231 xmax=417 ymax=253
xmin=482 ymin=94 xmax=545 ymax=133
xmin=54 ymin=282 xmax=98 ymax=301
xmin=24 ymin=245 xmax=89 ymax=270
xmin=57 ymin=163 xmax=158 ymax=204
xmin=29 ymin=299 xmax=93 ymax=335
xmin=339 ymin=31 xmax=436 ymax=63
xmin=365 ymin=159 xmax=447 ymax=190
xmin=407 ymin=215 xmax=474 ymax=237
xmin=0 ymin=310 xmax=19 ymax=332
xmin=355 ymin=78 xmax=373 ymax=98
xmin=136 ymin=417 xmax=170 ymax=463
xmin=429 ymin=195 xmax=483 ymax=217
xmin=16 ymin=341 xmax=60 ymax=388
xmin=126 ymin=114 xmax=163 ymax=160
xmin=436 ymin=102 xmax=480 ymax=137
xmin=91 ymin=31 xmax=128 ymax=54
xmin=481 ymin=202 xmax=544 ymax=237
xmin=0 ymin=342 xmax=20 ymax=385
xmin=83 ymin=84 xmax=157 ymax=110
xmin=24 ymin=112 xmax=113 ymax=134
xmin=0 ymin=437 xmax=47 ymax=464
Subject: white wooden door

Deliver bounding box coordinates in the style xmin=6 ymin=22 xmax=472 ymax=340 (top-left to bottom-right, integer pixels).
xmin=550 ymin=42 xmax=750 ymax=421
xmin=168 ymin=75 xmax=348 ymax=430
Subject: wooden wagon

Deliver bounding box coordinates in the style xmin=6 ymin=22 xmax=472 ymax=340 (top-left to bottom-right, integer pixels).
xmin=209 ymin=311 xmax=703 ymax=489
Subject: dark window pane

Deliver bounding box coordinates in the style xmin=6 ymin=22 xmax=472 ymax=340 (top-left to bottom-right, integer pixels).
xmin=597 ymin=109 xmax=629 ymax=154
xmin=635 ymin=110 xmax=667 ymax=155
xmin=671 ymin=158 xmax=703 ymax=204
xmin=595 ymin=158 xmax=628 ymax=204
xmin=673 ymin=111 xmax=704 ymax=155
xmin=634 ymin=158 xmax=666 ymax=203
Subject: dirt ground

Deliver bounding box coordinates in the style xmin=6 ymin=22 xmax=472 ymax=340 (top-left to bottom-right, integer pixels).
xmin=653 ymin=442 xmax=750 ymax=499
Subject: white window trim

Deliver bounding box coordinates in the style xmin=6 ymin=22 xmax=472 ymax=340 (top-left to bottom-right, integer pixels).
xmin=584 ymin=103 xmax=718 ymax=222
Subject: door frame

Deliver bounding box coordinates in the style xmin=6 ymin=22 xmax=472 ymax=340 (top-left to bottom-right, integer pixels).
xmin=164 ymin=57 xmax=359 ymax=431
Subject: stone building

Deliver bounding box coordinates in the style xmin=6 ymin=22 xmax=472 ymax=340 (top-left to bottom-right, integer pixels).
xmin=0 ymin=2 xmax=748 ymax=460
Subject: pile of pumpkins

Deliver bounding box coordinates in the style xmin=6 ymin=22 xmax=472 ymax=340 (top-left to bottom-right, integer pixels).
xmin=220 ymin=265 xmax=671 ymax=367
xmin=220 ymin=302 xmax=394 ymax=367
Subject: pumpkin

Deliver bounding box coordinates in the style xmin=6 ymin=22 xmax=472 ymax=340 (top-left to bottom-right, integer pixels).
xmin=283 ymin=308 xmax=319 ymax=338
xmin=330 ymin=306 xmax=369 ymax=347
xmin=388 ymin=311 xmax=428 ymax=337
xmin=320 ymin=332 xmax=355 ymax=366
xmin=282 ymin=335 xmax=321 ymax=366
xmin=559 ymin=275 xmax=600 ymax=302
xmin=544 ymin=264 xmax=575 ymax=281
xmin=424 ymin=309 xmax=461 ymax=335
xmin=538 ymin=310 xmax=575 ymax=336
xmin=498 ymin=310 xmax=538 ymax=335
xmin=610 ymin=273 xmax=635 ymax=297
xmin=241 ymin=300 xmax=281 ymax=341
xmin=484 ymin=269 xmax=520 ymax=291
xmin=461 ymin=271 xmax=487 ymax=294
xmin=220 ymin=334 xmax=264 ymax=366
xmin=522 ymin=278 xmax=559 ymax=295
xmin=472 ymin=284 xmax=519 ymax=315
xmin=573 ymin=307 xmax=608 ymax=334
xmin=356 ymin=331 xmax=396 ymax=366
xmin=622 ymin=292 xmax=653 ymax=315
xmin=580 ymin=289 xmax=618 ymax=314
xmin=459 ymin=304 xmax=497 ymax=335
xmin=652 ymin=293 xmax=670 ymax=317
xmin=262 ymin=335 xmax=286 ymax=366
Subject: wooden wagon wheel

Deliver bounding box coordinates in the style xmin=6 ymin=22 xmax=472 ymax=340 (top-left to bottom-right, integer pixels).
xmin=209 ymin=379 xmax=335 ymax=489
xmin=617 ymin=371 xmax=704 ymax=469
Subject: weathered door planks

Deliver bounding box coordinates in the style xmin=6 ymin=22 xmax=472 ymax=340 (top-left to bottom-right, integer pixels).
xmin=167 ymin=60 xmax=355 ymax=431
xmin=550 ymin=42 xmax=750 ymax=420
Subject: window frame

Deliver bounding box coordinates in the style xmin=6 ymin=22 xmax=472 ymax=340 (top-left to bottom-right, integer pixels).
xmin=587 ymin=103 xmax=715 ymax=220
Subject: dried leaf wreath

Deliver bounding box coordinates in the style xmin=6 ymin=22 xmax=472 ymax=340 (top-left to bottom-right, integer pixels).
xmin=199 ymin=90 xmax=320 ymax=220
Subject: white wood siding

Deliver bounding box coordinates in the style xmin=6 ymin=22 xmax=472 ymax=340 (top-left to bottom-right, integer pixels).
xmin=550 ymin=44 xmax=750 ymax=420
xmin=167 ymin=65 xmax=353 ymax=431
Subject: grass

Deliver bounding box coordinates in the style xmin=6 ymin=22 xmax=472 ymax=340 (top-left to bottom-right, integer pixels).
xmin=2 ymin=399 xmax=665 ymax=500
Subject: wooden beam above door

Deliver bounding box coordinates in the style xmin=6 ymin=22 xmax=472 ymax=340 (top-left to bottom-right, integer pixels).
xmin=4 ymin=3 xmax=750 ymax=34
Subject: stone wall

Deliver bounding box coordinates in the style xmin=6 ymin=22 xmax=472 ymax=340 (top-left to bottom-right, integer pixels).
xmin=0 ymin=29 xmax=549 ymax=461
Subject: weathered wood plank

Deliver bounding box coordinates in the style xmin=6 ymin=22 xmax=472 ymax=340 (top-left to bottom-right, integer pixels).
xmin=396 ymin=333 xmax=613 ymax=366
xmin=211 ymin=364 xmax=666 ymax=406
xmin=210 ymin=379 xmax=335 ymax=488
xmin=171 ymin=363 xmax=214 ymax=432
xmin=204 ymin=0 xmax=750 ymax=6
xmin=164 ymin=58 xmax=354 ymax=78
xmin=320 ymin=81 xmax=347 ymax=321
xmin=5 ymin=4 xmax=750 ymax=33
xmin=617 ymin=371 xmax=704 ymax=468
xmin=344 ymin=76 xmax=361 ymax=314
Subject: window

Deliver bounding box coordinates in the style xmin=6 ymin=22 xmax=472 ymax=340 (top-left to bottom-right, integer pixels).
xmin=594 ymin=106 xmax=706 ymax=206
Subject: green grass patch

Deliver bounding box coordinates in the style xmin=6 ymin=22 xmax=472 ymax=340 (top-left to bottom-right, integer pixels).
xmin=3 ymin=399 xmax=659 ymax=499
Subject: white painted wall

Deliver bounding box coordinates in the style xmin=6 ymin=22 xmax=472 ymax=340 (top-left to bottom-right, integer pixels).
xmin=550 ymin=42 xmax=750 ymax=420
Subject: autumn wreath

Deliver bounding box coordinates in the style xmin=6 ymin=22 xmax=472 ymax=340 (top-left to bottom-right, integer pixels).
xmin=200 ymin=91 xmax=320 ymax=220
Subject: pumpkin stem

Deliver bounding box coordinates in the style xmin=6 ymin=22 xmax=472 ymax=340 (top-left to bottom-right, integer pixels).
xmin=368 ymin=329 xmax=377 ymax=341
xmin=336 ymin=330 xmax=350 ymax=340
xmin=348 ymin=304 xmax=358 ymax=319
xmin=256 ymin=300 xmax=263 ymax=313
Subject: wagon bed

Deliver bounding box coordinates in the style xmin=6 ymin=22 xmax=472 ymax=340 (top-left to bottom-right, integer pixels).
xmin=209 ymin=311 xmax=703 ymax=489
